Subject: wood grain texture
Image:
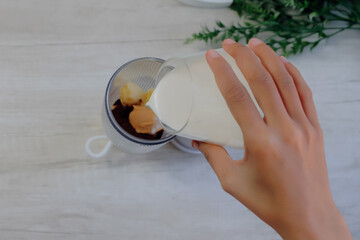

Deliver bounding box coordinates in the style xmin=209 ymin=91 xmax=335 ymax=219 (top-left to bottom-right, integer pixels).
xmin=0 ymin=0 xmax=359 ymax=239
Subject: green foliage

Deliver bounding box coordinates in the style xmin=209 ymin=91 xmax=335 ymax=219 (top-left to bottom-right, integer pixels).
xmin=186 ymin=0 xmax=360 ymax=56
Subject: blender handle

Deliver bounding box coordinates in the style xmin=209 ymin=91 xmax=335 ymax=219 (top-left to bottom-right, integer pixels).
xmin=85 ymin=135 xmax=112 ymax=158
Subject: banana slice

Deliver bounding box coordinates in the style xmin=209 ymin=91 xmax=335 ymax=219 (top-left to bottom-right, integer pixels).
xmin=140 ymin=88 xmax=154 ymax=106
xmin=119 ymin=82 xmax=145 ymax=106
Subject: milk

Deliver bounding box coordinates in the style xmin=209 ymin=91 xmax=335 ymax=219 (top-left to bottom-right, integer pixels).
xmin=147 ymin=49 xmax=260 ymax=148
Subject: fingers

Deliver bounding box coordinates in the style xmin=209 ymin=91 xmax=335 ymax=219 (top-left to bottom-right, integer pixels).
xmin=281 ymin=58 xmax=320 ymax=127
xmin=192 ymin=140 xmax=234 ymax=188
xmin=248 ymin=39 xmax=308 ymax=125
xmin=222 ymin=39 xmax=289 ymax=126
xmin=193 ymin=140 xmax=251 ymax=201
xmin=206 ymin=49 xmax=266 ymax=136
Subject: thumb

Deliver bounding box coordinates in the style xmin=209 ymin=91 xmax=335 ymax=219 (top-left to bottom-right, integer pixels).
xmin=192 ymin=140 xmax=234 ymax=186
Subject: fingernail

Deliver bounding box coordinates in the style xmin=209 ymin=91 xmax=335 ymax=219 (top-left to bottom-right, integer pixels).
xmin=207 ymin=49 xmax=219 ymax=58
xmin=223 ymin=39 xmax=236 ymax=45
xmin=280 ymin=56 xmax=288 ymax=63
xmin=192 ymin=140 xmax=199 ymax=150
xmin=249 ymin=38 xmax=263 ymax=47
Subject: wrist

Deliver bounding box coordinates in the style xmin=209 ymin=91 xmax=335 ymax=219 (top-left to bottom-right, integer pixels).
xmin=276 ymin=203 xmax=352 ymax=240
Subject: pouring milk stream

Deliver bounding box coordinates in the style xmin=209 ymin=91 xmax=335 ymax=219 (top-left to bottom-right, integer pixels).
xmin=147 ymin=48 xmax=262 ymax=148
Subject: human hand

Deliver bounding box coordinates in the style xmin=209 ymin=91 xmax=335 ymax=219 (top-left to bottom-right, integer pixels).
xmin=192 ymin=38 xmax=352 ymax=240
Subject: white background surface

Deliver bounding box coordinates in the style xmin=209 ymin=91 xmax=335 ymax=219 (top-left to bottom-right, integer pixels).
xmin=0 ymin=0 xmax=359 ymax=239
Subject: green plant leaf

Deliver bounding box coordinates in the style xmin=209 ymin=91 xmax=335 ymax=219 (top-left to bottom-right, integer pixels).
xmin=186 ymin=0 xmax=360 ymax=56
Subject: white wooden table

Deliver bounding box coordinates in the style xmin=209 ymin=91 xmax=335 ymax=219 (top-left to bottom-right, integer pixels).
xmin=1 ymin=1 xmax=359 ymax=239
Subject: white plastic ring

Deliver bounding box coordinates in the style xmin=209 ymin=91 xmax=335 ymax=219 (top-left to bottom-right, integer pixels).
xmin=85 ymin=135 xmax=112 ymax=158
